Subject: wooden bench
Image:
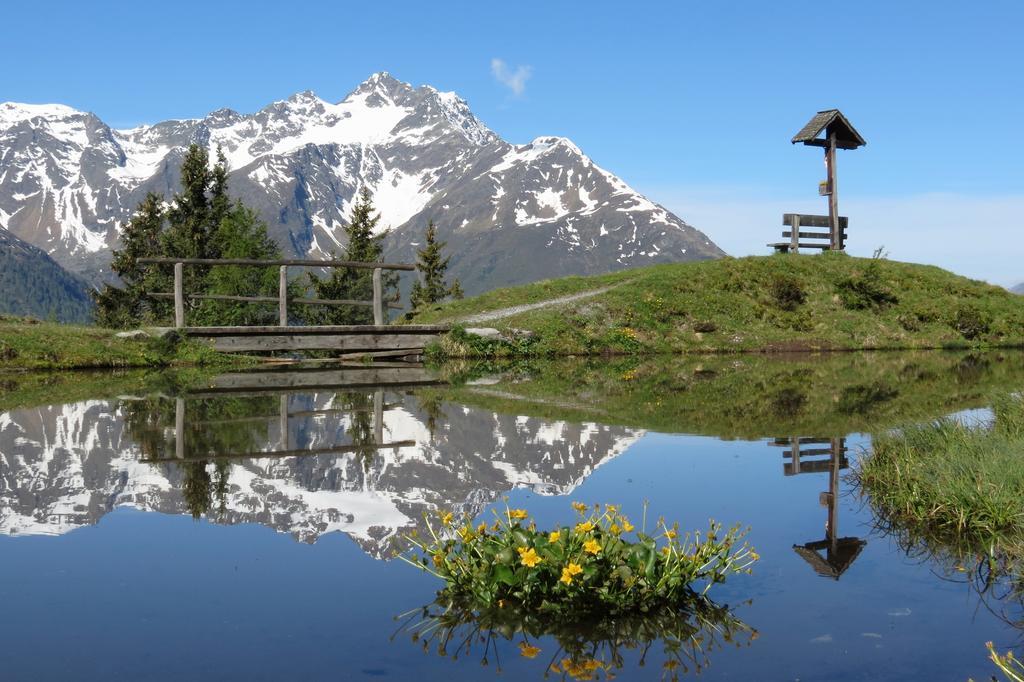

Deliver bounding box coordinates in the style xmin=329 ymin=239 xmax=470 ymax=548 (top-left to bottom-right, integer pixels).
xmin=769 ymin=213 xmax=847 ymax=253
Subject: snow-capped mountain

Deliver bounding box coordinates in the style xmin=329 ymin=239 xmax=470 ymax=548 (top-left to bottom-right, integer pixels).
xmin=0 ymin=73 xmax=723 ymax=292
xmin=0 ymin=392 xmax=643 ymax=558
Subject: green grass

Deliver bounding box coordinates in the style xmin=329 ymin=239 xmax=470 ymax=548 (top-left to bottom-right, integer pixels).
xmin=0 ymin=316 xmax=251 ymax=370
xmin=425 ymin=351 xmax=1024 ymax=439
xmin=410 ymin=254 xmax=1024 ymax=356
xmin=857 ymin=394 xmax=1024 ymax=561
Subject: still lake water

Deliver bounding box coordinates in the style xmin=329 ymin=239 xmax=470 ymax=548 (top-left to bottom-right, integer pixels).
xmin=2 ymin=352 xmax=1022 ymax=681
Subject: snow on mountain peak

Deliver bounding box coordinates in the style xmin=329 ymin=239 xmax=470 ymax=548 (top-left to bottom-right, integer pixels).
xmin=0 ymin=72 xmax=723 ymax=289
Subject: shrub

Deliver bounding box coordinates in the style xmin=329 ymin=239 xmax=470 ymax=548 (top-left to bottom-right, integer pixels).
xmin=768 ymin=274 xmax=807 ymax=311
xmin=693 ymin=320 xmax=717 ymax=333
xmin=834 ymin=262 xmax=898 ymax=310
xmin=401 ymin=502 xmax=757 ymax=619
xmin=951 ymin=305 xmax=990 ymax=340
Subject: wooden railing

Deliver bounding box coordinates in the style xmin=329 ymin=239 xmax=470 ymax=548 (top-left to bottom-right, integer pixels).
xmin=137 ymin=258 xmax=415 ymax=328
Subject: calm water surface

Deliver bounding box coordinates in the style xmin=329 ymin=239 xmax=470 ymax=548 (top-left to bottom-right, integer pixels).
xmin=1 ymin=352 xmax=1022 ymax=680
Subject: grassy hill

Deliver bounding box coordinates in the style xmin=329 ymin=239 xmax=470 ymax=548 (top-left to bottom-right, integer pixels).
xmin=0 ymin=229 xmax=94 ymax=323
xmin=410 ymin=253 xmax=1024 ymax=355
xmin=0 ymin=316 xmax=249 ymax=370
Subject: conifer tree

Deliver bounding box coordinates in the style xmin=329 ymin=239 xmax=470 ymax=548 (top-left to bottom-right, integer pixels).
xmin=307 ymin=187 xmax=397 ymax=324
xmin=93 ymin=193 xmax=167 ymax=327
xmin=409 ymin=220 xmax=462 ymax=310
xmin=192 ymin=201 xmax=288 ymax=326
xmin=94 ymin=144 xmax=286 ymax=328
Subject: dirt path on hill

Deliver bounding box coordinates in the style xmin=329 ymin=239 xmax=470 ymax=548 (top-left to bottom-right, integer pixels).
xmin=458 ymin=285 xmax=620 ymax=324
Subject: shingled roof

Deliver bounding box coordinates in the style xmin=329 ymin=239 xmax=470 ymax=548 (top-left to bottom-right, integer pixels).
xmin=792 ymin=109 xmax=866 ymax=149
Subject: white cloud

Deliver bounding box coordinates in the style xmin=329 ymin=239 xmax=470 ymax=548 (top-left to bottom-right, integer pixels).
xmin=490 ymin=58 xmax=531 ymax=97
xmin=646 ymin=185 xmax=1024 ymax=288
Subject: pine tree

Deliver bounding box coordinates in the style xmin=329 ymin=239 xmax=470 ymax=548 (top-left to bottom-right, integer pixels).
xmin=94 ymin=144 xmax=286 ymax=328
xmin=307 ymin=187 xmax=397 ymax=324
xmin=409 ymin=220 xmax=461 ymax=309
xmin=93 ymin=193 xmax=167 ymax=327
xmin=192 ymin=201 xmax=288 ymax=326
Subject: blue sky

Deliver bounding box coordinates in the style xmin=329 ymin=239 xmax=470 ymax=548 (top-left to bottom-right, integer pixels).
xmin=2 ymin=1 xmax=1021 ymax=283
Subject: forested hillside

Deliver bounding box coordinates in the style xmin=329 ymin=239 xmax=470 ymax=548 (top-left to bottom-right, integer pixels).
xmin=0 ymin=229 xmax=94 ymax=323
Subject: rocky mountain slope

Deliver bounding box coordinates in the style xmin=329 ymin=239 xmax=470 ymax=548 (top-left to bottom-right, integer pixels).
xmin=0 ymin=391 xmax=643 ymax=558
xmin=0 ymin=228 xmax=93 ymax=322
xmin=0 ymin=73 xmax=722 ymax=294
xmin=1012 ymin=283 xmax=1024 ymax=294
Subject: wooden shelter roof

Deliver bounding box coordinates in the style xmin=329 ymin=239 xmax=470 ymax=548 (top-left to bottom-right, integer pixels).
xmin=791 ymin=109 xmax=866 ymax=150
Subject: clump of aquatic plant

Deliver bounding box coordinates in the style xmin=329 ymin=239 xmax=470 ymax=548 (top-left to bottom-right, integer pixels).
xmin=400 ymin=502 xmax=757 ymax=619
xmin=984 ymin=641 xmax=1024 ymax=682
xmin=856 ymin=393 xmax=1024 ymax=548
xmin=394 ymin=592 xmax=756 ymax=681
xmin=857 ymin=394 xmax=1024 ymax=633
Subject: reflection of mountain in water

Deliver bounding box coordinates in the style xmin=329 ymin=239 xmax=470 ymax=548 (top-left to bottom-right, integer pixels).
xmin=0 ymin=392 xmax=643 ymax=557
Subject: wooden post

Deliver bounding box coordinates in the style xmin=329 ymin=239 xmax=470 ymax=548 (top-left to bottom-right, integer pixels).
xmin=173 ymin=261 xmax=185 ymax=328
xmin=826 ymin=132 xmax=840 ymax=250
xmin=174 ymin=397 xmax=185 ymax=459
xmin=279 ymin=394 xmax=289 ymax=451
xmin=279 ymin=265 xmax=288 ymax=327
xmin=373 ymin=389 xmax=384 ymax=446
xmin=372 ymin=267 xmax=384 ymax=326
xmin=789 ymin=214 xmax=800 ymax=253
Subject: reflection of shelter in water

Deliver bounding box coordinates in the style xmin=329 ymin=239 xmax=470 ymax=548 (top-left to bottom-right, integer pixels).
xmin=773 ymin=436 xmax=867 ymax=579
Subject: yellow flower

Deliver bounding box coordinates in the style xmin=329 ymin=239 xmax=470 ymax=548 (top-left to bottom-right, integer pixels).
xmin=509 ymin=509 xmax=528 ymax=520
xmin=664 ymin=529 xmax=677 ymax=540
xmin=610 ymin=523 xmax=622 ymax=535
xmin=432 ymin=553 xmax=445 ymax=567
xmin=549 ymin=530 xmax=561 ymax=542
xmin=440 ymin=512 xmax=453 ymax=526
xmin=750 ymin=551 xmax=760 ymax=561
xmin=457 ymin=525 xmax=472 ymax=541
xmin=559 ymin=562 xmax=583 ymax=585
xmin=498 ymin=599 xmax=506 ymax=608
xmin=584 ymin=539 xmax=601 ymax=555
xmin=477 ymin=522 xmax=487 ymax=534
xmin=518 ymin=641 xmax=542 ymax=658
xmin=519 ymin=547 xmax=542 ymax=568
xmin=575 ymin=521 xmax=594 ymax=533
xmin=661 ymin=546 xmax=671 ymax=555
xmin=572 ymin=501 xmax=588 ymax=513
xmin=621 ymin=519 xmax=635 ymax=532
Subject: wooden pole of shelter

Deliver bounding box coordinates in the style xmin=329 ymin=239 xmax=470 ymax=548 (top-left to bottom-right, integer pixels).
xmin=279 ymin=265 xmax=288 ymax=327
xmin=826 ymin=437 xmax=842 ymax=554
xmin=826 ymin=132 xmax=840 ymax=250
xmin=372 ymin=267 xmax=384 ymax=326
xmin=173 ymin=262 xmax=185 ymax=329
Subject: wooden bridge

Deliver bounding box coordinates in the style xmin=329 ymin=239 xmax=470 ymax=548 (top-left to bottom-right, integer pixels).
xmin=138 ymin=257 xmax=449 ymax=356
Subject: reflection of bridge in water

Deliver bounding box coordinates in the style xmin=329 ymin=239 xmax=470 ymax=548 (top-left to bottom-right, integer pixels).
xmin=143 ymin=366 xmax=441 ymax=464
xmin=773 ymin=436 xmax=866 ymax=579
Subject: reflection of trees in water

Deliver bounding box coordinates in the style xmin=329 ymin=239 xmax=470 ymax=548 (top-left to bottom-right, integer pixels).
xmin=395 ymin=594 xmax=755 ymax=680
xmin=123 ymin=394 xmax=277 ymax=519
